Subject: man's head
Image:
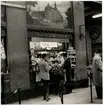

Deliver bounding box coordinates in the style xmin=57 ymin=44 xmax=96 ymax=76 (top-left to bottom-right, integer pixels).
xmin=42 ymin=53 xmax=49 ymax=61
xmin=62 ymin=53 xmax=67 ymax=59
xmin=31 ymin=49 xmax=34 ymax=55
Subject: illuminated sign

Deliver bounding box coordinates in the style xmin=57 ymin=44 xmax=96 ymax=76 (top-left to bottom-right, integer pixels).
xmin=30 ymin=41 xmax=63 ymax=50
xmin=40 ymin=42 xmax=58 ymax=50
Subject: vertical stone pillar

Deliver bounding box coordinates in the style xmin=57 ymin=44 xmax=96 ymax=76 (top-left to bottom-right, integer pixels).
xmin=73 ymin=1 xmax=87 ymax=80
xmin=6 ymin=2 xmax=30 ymax=91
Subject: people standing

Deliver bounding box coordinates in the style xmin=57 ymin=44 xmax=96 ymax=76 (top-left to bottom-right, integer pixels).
xmin=38 ymin=53 xmax=51 ymax=101
xmin=31 ymin=50 xmax=37 ymax=71
xmin=36 ymin=54 xmax=41 ymax=82
xmin=36 ymin=54 xmax=41 ymax=63
xmin=59 ymin=53 xmax=65 ymax=66
xmin=62 ymin=53 xmax=72 ymax=93
xmin=92 ymin=49 xmax=102 ymax=99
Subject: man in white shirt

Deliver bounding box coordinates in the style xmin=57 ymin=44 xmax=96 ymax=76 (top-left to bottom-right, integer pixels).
xmin=38 ymin=53 xmax=51 ymax=101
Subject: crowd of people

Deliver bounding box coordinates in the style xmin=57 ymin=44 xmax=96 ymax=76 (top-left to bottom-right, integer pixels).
xmin=1 ymin=44 xmax=102 ymax=101
xmin=31 ymin=51 xmax=72 ymax=101
xmin=31 ymin=49 xmax=102 ymax=101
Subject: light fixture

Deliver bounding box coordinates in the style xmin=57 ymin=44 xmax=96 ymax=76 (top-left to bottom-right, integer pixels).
xmin=92 ymin=13 xmax=102 ymax=18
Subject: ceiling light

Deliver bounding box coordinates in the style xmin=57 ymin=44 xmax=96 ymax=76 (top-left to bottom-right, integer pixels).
xmin=92 ymin=13 xmax=102 ymax=18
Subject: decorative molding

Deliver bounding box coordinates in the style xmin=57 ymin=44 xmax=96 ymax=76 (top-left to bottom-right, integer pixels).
xmin=27 ymin=25 xmax=74 ymax=33
xmin=93 ymin=1 xmax=102 ymax=4
xmin=1 ymin=22 xmax=73 ymax=37
xmin=27 ymin=25 xmax=73 ymax=39
xmin=27 ymin=29 xmax=73 ymax=39
xmin=1 ymin=2 xmax=26 ymax=9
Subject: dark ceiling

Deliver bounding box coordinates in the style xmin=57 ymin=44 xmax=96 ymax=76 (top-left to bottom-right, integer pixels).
xmin=84 ymin=1 xmax=102 ymax=26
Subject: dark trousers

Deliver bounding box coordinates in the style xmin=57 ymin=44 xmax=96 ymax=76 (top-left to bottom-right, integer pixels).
xmin=66 ymin=75 xmax=72 ymax=93
xmin=42 ymin=79 xmax=49 ymax=100
xmin=95 ymin=86 xmax=102 ymax=99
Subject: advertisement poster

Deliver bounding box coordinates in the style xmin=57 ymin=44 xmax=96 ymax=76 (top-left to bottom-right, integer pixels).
xmin=26 ymin=1 xmax=73 ymax=29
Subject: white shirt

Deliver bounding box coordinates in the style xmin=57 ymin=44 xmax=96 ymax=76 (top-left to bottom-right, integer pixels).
xmin=60 ymin=56 xmax=65 ymax=66
xmin=37 ymin=58 xmax=41 ymax=63
xmin=38 ymin=59 xmax=51 ymax=80
xmin=92 ymin=54 xmax=102 ymax=86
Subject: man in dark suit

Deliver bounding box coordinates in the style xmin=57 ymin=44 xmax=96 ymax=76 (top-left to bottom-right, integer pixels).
xmin=62 ymin=53 xmax=72 ymax=93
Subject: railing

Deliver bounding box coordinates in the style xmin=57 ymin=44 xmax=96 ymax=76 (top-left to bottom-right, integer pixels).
xmin=89 ymin=71 xmax=93 ymax=103
xmin=1 ymin=68 xmax=93 ymax=104
xmin=1 ymin=88 xmax=21 ymax=104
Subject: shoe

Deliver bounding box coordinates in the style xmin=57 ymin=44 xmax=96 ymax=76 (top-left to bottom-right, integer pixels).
xmin=46 ymin=98 xmax=50 ymax=102
xmin=43 ymin=96 xmax=46 ymax=100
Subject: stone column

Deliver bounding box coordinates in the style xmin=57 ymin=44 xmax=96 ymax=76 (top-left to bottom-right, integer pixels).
xmin=73 ymin=1 xmax=87 ymax=80
xmin=6 ymin=2 xmax=30 ymax=91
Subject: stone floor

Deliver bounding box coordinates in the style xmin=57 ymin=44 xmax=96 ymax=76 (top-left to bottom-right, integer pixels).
xmin=8 ymin=86 xmax=102 ymax=104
